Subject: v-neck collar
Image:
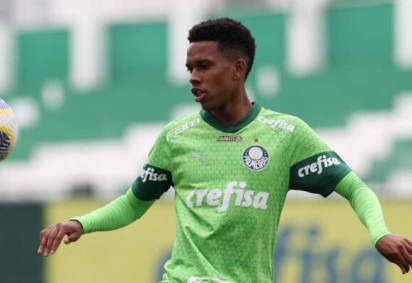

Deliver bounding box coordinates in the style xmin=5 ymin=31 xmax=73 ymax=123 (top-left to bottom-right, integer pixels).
xmin=200 ymin=103 xmax=261 ymax=133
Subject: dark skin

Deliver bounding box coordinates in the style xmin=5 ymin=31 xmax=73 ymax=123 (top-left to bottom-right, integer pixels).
xmin=186 ymin=41 xmax=252 ymax=126
xmin=38 ymin=221 xmax=82 ymax=256
xmin=38 ymin=40 xmax=412 ymax=275
xmin=375 ymin=234 xmax=412 ymax=274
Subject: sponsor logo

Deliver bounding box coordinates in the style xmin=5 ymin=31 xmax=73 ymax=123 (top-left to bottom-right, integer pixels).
xmin=188 ymin=276 xmax=231 ymax=283
xmin=242 ymin=145 xmax=270 ymax=171
xmin=298 ymin=155 xmax=341 ymax=177
xmin=258 ymin=116 xmax=295 ymax=132
xmin=140 ymin=167 xmax=168 ymax=182
xmin=166 ymin=118 xmax=201 ymax=141
xmin=185 ymin=181 xmax=269 ymax=213
xmin=217 ymin=136 xmax=242 ymax=142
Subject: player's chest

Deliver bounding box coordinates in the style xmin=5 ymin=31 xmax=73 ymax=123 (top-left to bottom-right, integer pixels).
xmin=170 ymin=130 xmax=291 ymax=182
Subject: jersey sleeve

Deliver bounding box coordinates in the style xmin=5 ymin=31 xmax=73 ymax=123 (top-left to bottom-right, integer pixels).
xmin=132 ymin=128 xmax=174 ymax=201
xmin=288 ymin=117 xmax=351 ymax=197
xmin=335 ymin=172 xmax=391 ymax=244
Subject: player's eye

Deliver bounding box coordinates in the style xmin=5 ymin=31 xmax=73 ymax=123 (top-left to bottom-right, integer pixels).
xmin=199 ymin=63 xmax=210 ymax=70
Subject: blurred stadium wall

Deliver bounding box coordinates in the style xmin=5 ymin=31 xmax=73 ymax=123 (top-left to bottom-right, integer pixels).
xmin=0 ymin=0 xmax=411 ymax=282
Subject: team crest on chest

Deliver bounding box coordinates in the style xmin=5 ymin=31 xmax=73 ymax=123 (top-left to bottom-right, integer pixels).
xmin=242 ymin=145 xmax=270 ymax=171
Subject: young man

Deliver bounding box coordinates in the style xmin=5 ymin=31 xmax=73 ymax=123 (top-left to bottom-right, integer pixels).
xmin=38 ymin=18 xmax=412 ymax=283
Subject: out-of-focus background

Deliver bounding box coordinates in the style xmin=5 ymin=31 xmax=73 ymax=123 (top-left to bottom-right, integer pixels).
xmin=0 ymin=0 xmax=411 ymax=282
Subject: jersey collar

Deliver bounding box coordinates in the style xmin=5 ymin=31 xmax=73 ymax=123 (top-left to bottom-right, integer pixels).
xmin=200 ymin=102 xmax=262 ymax=133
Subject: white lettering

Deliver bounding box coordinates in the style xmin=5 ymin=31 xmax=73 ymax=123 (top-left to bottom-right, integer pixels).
xmin=185 ymin=182 xmax=269 ymax=212
xmin=217 ymin=182 xmax=237 ymax=213
xmin=234 ymin=189 xmax=245 ymax=205
xmin=297 ymin=155 xmax=341 ymax=178
xmin=258 ymin=116 xmax=295 ymax=132
xmin=253 ymin=192 xmax=269 ymax=209
xmin=241 ymin=190 xmax=254 ymax=207
xmin=207 ymin=189 xmax=222 ymax=206
xmin=166 ymin=118 xmax=201 ymax=141
xmin=194 ymin=190 xmax=208 ymax=206
xmin=186 ymin=190 xmax=195 ymax=208
xmin=140 ymin=167 xmax=168 ymax=183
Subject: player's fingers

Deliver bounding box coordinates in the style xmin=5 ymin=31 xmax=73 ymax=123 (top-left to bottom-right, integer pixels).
xmin=400 ymin=266 xmax=407 ymax=274
xmin=43 ymin=226 xmax=57 ymax=256
xmin=406 ymin=252 xmax=412 ymax=270
xmin=405 ymin=239 xmax=412 ymax=254
xmin=389 ymin=254 xmax=407 ymax=274
xmin=405 ymin=238 xmax=412 ymax=247
xmin=404 ymin=250 xmax=412 ymax=273
xmin=401 ymin=260 xmax=411 ymax=274
xmin=381 ymin=249 xmax=405 ymax=274
xmin=388 ymin=257 xmax=405 ymax=274
xmin=38 ymin=226 xmax=56 ymax=253
xmin=43 ymin=224 xmax=64 ymax=256
xmin=38 ymin=227 xmax=53 ymax=254
xmin=48 ymin=226 xmax=67 ymax=256
xmin=401 ymin=242 xmax=412 ymax=272
xmin=402 ymin=238 xmax=412 ymax=272
xmin=396 ymin=246 xmax=411 ymax=274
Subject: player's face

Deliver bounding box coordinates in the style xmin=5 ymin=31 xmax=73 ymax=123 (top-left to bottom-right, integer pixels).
xmin=186 ymin=41 xmax=241 ymax=112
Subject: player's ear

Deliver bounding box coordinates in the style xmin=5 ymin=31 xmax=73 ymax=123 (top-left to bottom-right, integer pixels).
xmin=233 ymin=58 xmax=247 ymax=81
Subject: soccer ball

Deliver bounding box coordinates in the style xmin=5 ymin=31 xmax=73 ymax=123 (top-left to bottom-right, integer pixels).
xmin=0 ymin=98 xmax=18 ymax=161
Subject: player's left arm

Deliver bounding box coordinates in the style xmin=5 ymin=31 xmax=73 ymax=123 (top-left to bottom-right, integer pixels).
xmin=335 ymin=172 xmax=412 ymax=274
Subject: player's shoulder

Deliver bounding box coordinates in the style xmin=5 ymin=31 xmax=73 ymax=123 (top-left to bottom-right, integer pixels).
xmin=160 ymin=111 xmax=202 ymax=140
xmin=164 ymin=111 xmax=201 ymax=130
xmin=259 ymin=106 xmax=304 ymax=122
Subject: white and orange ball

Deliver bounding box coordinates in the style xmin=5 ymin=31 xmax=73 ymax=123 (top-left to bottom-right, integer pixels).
xmin=0 ymin=98 xmax=18 ymax=161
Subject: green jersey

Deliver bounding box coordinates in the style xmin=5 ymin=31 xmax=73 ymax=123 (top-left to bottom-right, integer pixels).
xmin=132 ymin=103 xmax=351 ymax=283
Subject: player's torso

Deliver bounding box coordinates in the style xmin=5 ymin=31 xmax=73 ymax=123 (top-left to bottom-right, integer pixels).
xmin=169 ymin=116 xmax=292 ymax=212
xmin=162 ymin=108 xmax=296 ymax=282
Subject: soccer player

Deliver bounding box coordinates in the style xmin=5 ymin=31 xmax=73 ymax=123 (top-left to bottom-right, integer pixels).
xmin=38 ymin=18 xmax=412 ymax=282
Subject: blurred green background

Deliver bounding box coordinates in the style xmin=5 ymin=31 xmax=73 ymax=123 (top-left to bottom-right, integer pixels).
xmin=0 ymin=0 xmax=411 ymax=282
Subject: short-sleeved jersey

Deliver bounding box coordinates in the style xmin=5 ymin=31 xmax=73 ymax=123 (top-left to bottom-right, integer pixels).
xmin=132 ymin=103 xmax=351 ymax=283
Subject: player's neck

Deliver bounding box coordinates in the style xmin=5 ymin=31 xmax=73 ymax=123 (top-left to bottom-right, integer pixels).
xmin=209 ymin=97 xmax=253 ymax=127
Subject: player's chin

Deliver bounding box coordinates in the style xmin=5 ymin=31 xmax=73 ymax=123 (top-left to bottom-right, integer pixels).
xmin=195 ymin=97 xmax=208 ymax=108
xmin=198 ymin=101 xmax=213 ymax=112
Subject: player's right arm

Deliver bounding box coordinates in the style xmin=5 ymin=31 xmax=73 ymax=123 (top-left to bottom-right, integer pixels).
xmin=37 ymin=188 xmax=155 ymax=257
xmin=38 ymin=127 xmax=173 ymax=257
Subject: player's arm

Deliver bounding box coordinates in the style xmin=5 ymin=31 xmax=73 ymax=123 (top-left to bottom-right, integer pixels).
xmin=38 ymin=128 xmax=173 ymax=257
xmin=71 ymin=187 xmax=155 ymax=233
xmin=335 ymin=172 xmax=412 ymax=274
xmin=38 ymin=188 xmax=154 ymax=257
xmin=38 ymin=163 xmax=172 ymax=257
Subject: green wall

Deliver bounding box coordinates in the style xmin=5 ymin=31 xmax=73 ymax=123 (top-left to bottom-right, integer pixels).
xmin=0 ymin=204 xmax=43 ymax=283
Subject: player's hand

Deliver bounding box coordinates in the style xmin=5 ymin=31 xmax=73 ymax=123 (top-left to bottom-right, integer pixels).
xmin=38 ymin=220 xmax=83 ymax=257
xmin=375 ymin=234 xmax=412 ymax=274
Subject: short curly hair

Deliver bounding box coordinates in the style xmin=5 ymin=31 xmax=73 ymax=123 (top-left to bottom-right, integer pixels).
xmin=188 ymin=17 xmax=256 ymax=80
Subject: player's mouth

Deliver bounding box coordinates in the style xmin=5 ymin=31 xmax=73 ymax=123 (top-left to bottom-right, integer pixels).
xmin=191 ymin=87 xmax=206 ymax=102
